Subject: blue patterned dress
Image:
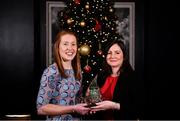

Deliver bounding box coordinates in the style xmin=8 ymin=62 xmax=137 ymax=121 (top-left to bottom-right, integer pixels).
xmin=37 ymin=63 xmax=81 ymax=121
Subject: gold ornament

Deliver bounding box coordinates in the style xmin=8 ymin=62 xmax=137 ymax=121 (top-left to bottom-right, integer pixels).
xmin=67 ymin=18 xmax=74 ymax=24
xmin=85 ymin=4 xmax=89 ymax=9
xmin=109 ymin=8 xmax=113 ymax=12
xmin=80 ymin=21 xmax=86 ymax=27
xmin=79 ymin=44 xmax=91 ymax=55
xmin=104 ymin=16 xmax=108 ymax=20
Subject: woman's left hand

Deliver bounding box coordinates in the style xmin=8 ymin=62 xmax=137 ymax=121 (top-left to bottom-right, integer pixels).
xmin=90 ymin=100 xmax=120 ymax=112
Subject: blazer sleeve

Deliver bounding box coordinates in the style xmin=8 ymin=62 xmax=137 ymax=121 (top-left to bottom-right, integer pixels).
xmin=113 ymin=71 xmax=141 ymax=119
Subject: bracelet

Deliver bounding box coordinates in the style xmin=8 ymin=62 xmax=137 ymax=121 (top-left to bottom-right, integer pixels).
xmin=72 ymin=109 xmax=75 ymax=113
xmin=72 ymin=106 xmax=75 ymax=113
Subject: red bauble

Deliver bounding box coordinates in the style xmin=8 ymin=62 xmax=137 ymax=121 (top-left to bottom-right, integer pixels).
xmin=74 ymin=0 xmax=81 ymax=4
xmin=93 ymin=20 xmax=101 ymax=32
xmin=94 ymin=24 xmax=101 ymax=32
xmin=84 ymin=65 xmax=92 ymax=73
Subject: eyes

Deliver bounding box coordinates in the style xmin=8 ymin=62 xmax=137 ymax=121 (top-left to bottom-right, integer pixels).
xmin=63 ymin=41 xmax=77 ymax=46
xmin=107 ymin=51 xmax=121 ymax=55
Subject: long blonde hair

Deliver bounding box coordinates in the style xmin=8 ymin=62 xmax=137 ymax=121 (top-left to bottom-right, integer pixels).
xmin=53 ymin=30 xmax=81 ymax=80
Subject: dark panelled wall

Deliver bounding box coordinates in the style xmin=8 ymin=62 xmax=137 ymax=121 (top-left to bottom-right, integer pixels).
xmin=0 ymin=0 xmax=34 ymax=118
xmin=145 ymin=0 xmax=180 ymax=119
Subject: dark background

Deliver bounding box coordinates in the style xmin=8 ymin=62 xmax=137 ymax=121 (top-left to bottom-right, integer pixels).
xmin=0 ymin=0 xmax=179 ymax=119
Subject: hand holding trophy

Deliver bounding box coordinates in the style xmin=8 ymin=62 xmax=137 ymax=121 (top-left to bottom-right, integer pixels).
xmin=85 ymin=75 xmax=102 ymax=107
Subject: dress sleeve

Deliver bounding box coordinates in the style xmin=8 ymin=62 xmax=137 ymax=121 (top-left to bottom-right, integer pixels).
xmin=36 ymin=66 xmax=57 ymax=109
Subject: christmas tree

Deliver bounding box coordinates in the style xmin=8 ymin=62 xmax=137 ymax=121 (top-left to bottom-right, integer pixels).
xmin=57 ymin=0 xmax=122 ymax=95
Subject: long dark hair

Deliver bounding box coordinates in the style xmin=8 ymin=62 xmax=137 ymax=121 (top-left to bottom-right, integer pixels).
xmin=98 ymin=40 xmax=134 ymax=87
xmin=53 ymin=30 xmax=81 ymax=80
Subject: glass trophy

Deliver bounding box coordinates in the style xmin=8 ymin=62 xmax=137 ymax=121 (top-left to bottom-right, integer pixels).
xmin=85 ymin=75 xmax=102 ymax=107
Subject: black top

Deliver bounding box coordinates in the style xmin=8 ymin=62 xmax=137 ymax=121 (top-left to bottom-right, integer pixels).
xmin=94 ymin=69 xmax=141 ymax=120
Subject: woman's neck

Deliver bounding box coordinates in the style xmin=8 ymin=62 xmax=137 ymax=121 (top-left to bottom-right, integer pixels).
xmin=111 ymin=66 xmax=120 ymax=77
xmin=62 ymin=61 xmax=72 ymax=69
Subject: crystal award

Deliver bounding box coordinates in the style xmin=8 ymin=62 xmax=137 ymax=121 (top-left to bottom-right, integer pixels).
xmin=85 ymin=75 xmax=102 ymax=107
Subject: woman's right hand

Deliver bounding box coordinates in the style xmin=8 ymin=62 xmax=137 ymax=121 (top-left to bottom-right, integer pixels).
xmin=73 ymin=103 xmax=90 ymax=115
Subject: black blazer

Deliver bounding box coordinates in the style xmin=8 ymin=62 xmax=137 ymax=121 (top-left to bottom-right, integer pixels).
xmin=96 ymin=70 xmax=141 ymax=120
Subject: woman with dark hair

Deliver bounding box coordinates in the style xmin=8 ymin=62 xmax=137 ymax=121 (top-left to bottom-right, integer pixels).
xmin=36 ymin=30 xmax=90 ymax=120
xmin=88 ymin=40 xmax=140 ymax=120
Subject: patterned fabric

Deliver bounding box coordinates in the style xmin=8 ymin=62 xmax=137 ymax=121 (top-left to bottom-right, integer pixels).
xmin=37 ymin=63 xmax=81 ymax=121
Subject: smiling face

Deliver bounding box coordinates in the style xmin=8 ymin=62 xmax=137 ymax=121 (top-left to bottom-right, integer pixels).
xmin=106 ymin=43 xmax=124 ymax=69
xmin=59 ymin=34 xmax=77 ymax=62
